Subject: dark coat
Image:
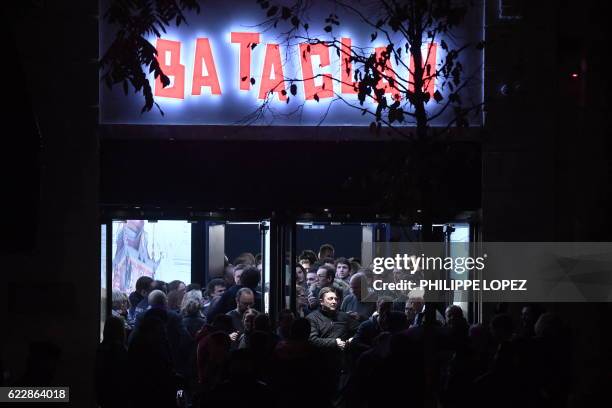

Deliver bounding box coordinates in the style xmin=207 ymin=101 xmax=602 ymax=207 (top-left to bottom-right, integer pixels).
xmin=306 ymin=309 xmax=359 ymax=349
xmin=127 ymin=308 xmax=177 ymax=408
xmin=182 ymin=314 xmax=206 ymax=339
xmin=95 ymin=341 xmax=129 ymax=408
xmin=305 ymin=309 xmax=358 ymax=402
xmin=206 ymin=285 xmax=262 ymax=321
xmin=353 ymin=315 xmax=382 ymax=348
xmin=128 ymin=291 xmax=144 ymax=321
xmin=129 ymin=306 xmax=194 ymax=378
xmin=340 ymin=293 xmax=377 ymax=321
xmin=129 ymin=297 xmax=149 ymax=326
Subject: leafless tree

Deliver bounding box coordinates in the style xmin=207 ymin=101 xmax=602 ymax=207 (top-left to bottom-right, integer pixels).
xmin=254 ymin=0 xmax=484 ymax=140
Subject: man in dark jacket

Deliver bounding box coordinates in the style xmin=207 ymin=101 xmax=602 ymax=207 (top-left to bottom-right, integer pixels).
xmin=340 ymin=272 xmax=377 ymax=322
xmin=130 ymin=279 xmax=167 ymax=325
xmin=352 ymin=296 xmax=394 ymax=348
xmin=306 ymin=287 xmax=359 ymax=405
xmin=226 ymin=288 xmax=256 ymax=334
xmin=128 ymin=290 xmax=179 ymax=408
xmin=207 ymin=266 xmax=262 ymax=320
xmin=307 ymin=287 xmax=359 ymax=350
xmin=129 ymin=290 xmax=193 ymax=378
xmin=307 ymin=265 xmax=349 ymax=311
xmin=128 ymin=276 xmax=153 ymax=322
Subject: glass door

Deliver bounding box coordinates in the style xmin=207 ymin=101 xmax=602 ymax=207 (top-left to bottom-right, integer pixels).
xmin=263 ymin=218 xmax=297 ymax=323
xmin=261 ymin=220 xmax=270 ymax=314
xmin=204 ymin=219 xmax=272 ymax=315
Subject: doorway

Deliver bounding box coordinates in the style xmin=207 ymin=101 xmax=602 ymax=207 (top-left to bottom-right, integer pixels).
xmin=99 ymin=214 xmax=480 ymax=341
xmin=100 ymin=214 xmax=275 ymax=335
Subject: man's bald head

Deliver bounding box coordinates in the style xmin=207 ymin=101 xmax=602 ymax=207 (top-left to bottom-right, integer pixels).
xmin=148 ymin=289 xmax=168 ymax=307
xmin=349 ymin=272 xmax=366 ymax=300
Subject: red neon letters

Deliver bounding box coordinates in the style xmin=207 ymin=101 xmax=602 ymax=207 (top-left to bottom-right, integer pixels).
xmin=155 ymin=39 xmax=185 ymax=99
xmin=375 ymin=46 xmax=397 ymax=95
xmin=259 ymin=44 xmax=287 ymax=101
xmin=231 ymin=32 xmax=260 ymax=91
xmin=409 ymin=43 xmax=438 ymax=96
xmin=192 ymin=38 xmax=221 ymax=95
xmin=152 ymin=34 xmax=438 ymax=101
xmin=299 ymin=43 xmax=333 ymax=100
xmin=341 ymin=38 xmax=358 ymax=94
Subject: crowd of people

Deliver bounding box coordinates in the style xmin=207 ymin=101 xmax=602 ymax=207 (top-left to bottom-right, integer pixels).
xmin=96 ymin=244 xmax=571 ymax=408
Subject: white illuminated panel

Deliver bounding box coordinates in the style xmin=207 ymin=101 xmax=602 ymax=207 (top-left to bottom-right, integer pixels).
xmin=264 ymin=221 xmax=271 ymax=314
xmin=111 ymin=220 xmax=191 ymax=293
xmin=100 ymin=0 xmax=484 ymax=127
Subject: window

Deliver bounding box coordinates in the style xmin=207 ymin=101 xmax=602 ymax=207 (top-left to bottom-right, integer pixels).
xmin=111 ymin=220 xmax=191 ymax=293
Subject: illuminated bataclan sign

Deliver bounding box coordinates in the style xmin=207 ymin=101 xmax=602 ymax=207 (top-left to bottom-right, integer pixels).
xmin=100 ymin=0 xmax=484 ymax=127
xmin=151 ymin=35 xmax=437 ymax=103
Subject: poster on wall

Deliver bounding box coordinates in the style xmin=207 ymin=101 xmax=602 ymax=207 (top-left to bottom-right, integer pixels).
xmin=111 ymin=220 xmax=191 ymax=293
